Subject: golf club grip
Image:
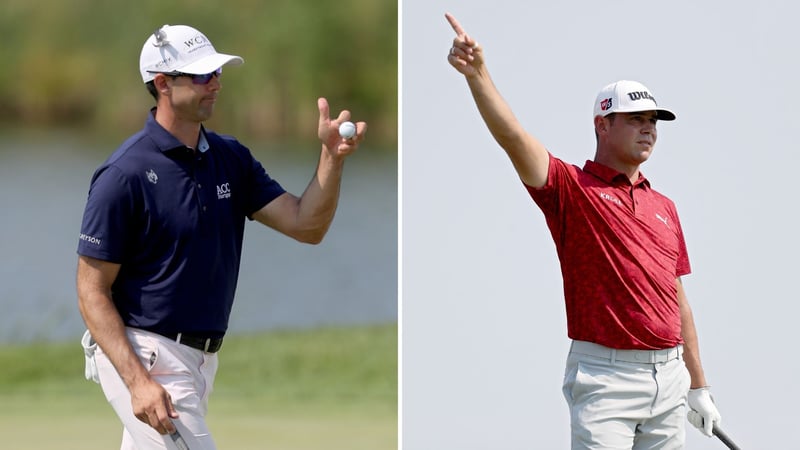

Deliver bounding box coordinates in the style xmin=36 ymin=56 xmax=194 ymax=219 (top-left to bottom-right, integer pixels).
xmin=170 ymin=430 xmax=190 ymax=450
xmin=712 ymin=425 xmax=740 ymax=450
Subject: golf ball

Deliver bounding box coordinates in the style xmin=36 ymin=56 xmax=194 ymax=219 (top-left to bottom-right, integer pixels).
xmin=339 ymin=121 xmax=356 ymax=139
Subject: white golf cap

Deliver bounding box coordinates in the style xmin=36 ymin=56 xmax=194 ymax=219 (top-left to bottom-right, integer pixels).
xmin=139 ymin=24 xmax=244 ymax=83
xmin=593 ymin=80 xmax=675 ymax=121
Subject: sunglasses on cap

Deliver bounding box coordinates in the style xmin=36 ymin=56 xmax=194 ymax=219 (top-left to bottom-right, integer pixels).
xmin=152 ymin=68 xmax=223 ymax=85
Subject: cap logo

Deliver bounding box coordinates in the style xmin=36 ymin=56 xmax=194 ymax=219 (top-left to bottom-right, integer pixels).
xmin=152 ymin=57 xmax=175 ymax=70
xmin=183 ymin=35 xmax=211 ymax=54
xmin=626 ymin=91 xmax=656 ymax=104
xmin=152 ymin=27 xmax=169 ymax=47
xmin=600 ymin=98 xmax=613 ymax=111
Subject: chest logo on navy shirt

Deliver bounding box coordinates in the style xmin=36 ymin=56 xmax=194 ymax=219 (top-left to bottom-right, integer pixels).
xmin=217 ymin=182 xmax=231 ymax=199
xmin=146 ymin=169 xmax=158 ymax=184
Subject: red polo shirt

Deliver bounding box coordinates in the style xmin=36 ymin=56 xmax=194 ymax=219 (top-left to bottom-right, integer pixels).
xmin=526 ymin=154 xmax=690 ymax=350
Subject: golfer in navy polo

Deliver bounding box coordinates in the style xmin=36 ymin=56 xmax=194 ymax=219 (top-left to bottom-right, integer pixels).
xmin=76 ymin=24 xmax=366 ymax=449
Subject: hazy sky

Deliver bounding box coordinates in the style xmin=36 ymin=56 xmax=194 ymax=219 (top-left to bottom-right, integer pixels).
xmin=402 ymin=1 xmax=800 ymax=448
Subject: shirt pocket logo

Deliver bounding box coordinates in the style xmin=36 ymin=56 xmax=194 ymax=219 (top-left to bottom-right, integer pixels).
xmin=216 ymin=182 xmax=231 ymax=199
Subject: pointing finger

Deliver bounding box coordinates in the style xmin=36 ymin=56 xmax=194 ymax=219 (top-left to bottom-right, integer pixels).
xmin=445 ymin=13 xmax=466 ymax=37
xmin=446 ymin=13 xmax=478 ymax=51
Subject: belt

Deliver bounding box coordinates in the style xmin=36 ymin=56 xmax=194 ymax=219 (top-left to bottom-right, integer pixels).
xmin=570 ymin=340 xmax=682 ymax=364
xmin=160 ymin=332 xmax=224 ymax=353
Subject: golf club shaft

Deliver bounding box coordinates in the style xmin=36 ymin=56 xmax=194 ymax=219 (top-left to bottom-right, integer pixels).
xmin=170 ymin=430 xmax=190 ymax=450
xmin=713 ymin=425 xmax=740 ymax=450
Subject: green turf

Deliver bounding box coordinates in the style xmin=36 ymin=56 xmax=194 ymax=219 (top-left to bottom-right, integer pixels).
xmin=0 ymin=324 xmax=397 ymax=449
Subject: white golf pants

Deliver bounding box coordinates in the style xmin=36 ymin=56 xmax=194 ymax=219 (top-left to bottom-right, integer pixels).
xmin=562 ymin=341 xmax=691 ymax=450
xmin=95 ymin=328 xmax=219 ymax=450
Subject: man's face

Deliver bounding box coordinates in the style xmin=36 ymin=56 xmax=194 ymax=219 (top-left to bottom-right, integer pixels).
xmin=603 ymin=111 xmax=659 ymax=166
xmin=163 ymin=72 xmax=222 ymax=123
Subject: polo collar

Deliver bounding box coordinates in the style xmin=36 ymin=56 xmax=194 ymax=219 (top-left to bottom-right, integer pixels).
xmin=197 ymin=129 xmax=210 ymax=153
xmin=144 ymin=108 xmax=210 ymax=153
xmin=583 ymin=160 xmax=650 ymax=189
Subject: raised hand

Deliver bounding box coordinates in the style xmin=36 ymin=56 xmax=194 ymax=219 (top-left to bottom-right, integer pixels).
xmin=445 ymin=13 xmax=483 ymax=77
xmin=317 ymin=97 xmax=366 ymax=158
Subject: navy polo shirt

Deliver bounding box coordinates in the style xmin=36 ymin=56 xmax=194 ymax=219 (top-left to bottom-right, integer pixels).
xmin=77 ymin=110 xmax=285 ymax=336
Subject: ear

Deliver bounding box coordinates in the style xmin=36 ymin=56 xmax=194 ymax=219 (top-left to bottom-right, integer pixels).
xmin=594 ymin=115 xmax=607 ymax=135
xmin=152 ymin=74 xmax=171 ymax=96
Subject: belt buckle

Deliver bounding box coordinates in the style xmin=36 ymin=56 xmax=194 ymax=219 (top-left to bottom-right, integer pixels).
xmin=203 ymin=338 xmax=211 ymax=352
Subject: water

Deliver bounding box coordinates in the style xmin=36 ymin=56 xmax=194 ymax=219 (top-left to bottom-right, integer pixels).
xmin=0 ymin=134 xmax=397 ymax=343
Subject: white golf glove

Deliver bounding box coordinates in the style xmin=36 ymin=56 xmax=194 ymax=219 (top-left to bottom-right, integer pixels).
xmin=687 ymin=387 xmax=721 ymax=437
xmin=81 ymin=329 xmax=100 ymax=384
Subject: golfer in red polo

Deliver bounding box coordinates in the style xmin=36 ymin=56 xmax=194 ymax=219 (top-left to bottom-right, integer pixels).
xmin=446 ymin=13 xmax=722 ymax=449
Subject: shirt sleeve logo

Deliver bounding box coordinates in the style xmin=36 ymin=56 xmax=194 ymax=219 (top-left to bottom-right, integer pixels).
xmin=79 ymin=233 xmax=102 ymax=246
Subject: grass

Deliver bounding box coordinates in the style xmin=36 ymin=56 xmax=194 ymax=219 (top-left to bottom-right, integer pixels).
xmin=0 ymin=324 xmax=397 ymax=449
